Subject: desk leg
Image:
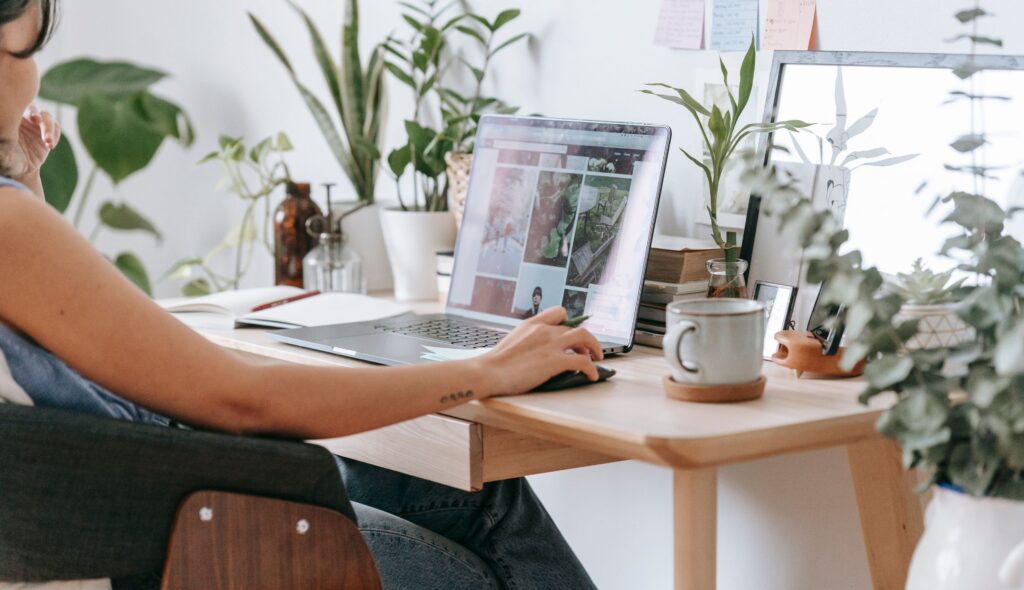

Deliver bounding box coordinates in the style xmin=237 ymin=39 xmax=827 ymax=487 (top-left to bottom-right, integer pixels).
xmin=674 ymin=468 xmax=717 ymax=590
xmin=847 ymin=437 xmax=924 ymax=590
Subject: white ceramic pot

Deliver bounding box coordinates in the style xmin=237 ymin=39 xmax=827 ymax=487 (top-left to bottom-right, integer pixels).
xmin=896 ymin=303 xmax=975 ymax=350
xmin=379 ymin=208 xmax=456 ymax=301
xmin=333 ymin=202 xmax=392 ymax=292
xmin=906 ymin=487 xmax=1024 ymax=590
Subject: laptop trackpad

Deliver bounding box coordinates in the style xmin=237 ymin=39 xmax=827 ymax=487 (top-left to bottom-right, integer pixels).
xmin=325 ymin=333 xmax=442 ymax=366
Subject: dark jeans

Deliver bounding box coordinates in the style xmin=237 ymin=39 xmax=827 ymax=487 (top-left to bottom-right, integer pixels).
xmin=338 ymin=458 xmax=597 ymax=590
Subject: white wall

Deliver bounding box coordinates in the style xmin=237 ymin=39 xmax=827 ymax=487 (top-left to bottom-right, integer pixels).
xmin=37 ymin=1 xmax=1024 ymax=588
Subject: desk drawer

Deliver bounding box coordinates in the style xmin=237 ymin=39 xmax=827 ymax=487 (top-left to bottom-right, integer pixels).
xmin=313 ymin=414 xmax=481 ymax=491
xmin=313 ymin=415 xmax=619 ymax=491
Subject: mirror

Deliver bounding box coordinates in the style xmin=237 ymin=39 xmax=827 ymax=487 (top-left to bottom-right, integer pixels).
xmin=743 ymin=51 xmax=1024 ymax=331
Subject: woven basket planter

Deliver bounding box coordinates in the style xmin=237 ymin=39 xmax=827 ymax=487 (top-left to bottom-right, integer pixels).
xmin=445 ymin=151 xmax=473 ymax=229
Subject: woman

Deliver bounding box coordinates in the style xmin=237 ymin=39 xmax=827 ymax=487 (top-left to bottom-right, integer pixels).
xmin=0 ymin=1 xmax=601 ymax=588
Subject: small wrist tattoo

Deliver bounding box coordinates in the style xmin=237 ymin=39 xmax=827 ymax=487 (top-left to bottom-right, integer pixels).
xmin=440 ymin=390 xmax=475 ymax=404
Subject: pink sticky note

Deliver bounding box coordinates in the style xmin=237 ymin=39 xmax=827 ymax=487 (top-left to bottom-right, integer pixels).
xmin=654 ymin=0 xmax=705 ymax=50
xmin=763 ymin=0 xmax=817 ymax=50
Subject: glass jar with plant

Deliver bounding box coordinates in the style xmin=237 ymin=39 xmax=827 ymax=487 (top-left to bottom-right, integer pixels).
xmin=165 ymin=134 xmax=294 ymax=296
xmin=641 ymin=37 xmax=808 ymax=298
xmin=740 ymin=6 xmax=1024 ymax=587
xmin=39 ymin=58 xmax=195 ymax=295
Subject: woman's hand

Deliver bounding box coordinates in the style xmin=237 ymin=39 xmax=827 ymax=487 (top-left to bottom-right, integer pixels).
xmin=7 ymin=105 xmax=60 ymax=184
xmin=478 ymin=306 xmax=604 ymax=397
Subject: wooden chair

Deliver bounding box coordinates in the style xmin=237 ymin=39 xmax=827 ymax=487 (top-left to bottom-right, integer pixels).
xmin=0 ymin=404 xmax=381 ymax=589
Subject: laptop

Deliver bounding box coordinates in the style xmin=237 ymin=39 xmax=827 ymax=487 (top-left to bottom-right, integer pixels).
xmin=270 ymin=115 xmax=672 ymax=366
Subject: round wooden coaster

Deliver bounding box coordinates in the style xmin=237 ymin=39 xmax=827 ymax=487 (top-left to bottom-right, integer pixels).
xmin=662 ymin=374 xmax=766 ymax=403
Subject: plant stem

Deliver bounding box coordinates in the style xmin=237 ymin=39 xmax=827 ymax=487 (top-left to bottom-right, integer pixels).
xmin=232 ymin=203 xmax=255 ymax=289
xmin=72 ymin=167 xmax=99 ymax=230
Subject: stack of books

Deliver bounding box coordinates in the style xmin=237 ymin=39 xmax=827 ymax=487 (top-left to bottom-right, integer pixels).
xmin=634 ymin=280 xmax=708 ymax=348
xmin=644 ymin=236 xmax=722 ymax=284
xmin=436 ymin=251 xmax=455 ymax=295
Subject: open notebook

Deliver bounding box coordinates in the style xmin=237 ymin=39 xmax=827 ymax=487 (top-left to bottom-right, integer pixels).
xmin=157 ymin=286 xmax=411 ymax=329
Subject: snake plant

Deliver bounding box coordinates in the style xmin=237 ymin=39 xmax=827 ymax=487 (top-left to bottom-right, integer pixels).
xmin=250 ymin=0 xmax=386 ymax=204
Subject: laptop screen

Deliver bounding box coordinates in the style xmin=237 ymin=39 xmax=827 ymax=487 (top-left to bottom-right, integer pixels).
xmin=446 ymin=116 xmax=671 ymax=346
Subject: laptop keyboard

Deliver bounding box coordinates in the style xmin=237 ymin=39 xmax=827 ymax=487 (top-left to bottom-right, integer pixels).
xmin=375 ymin=319 xmax=506 ymax=348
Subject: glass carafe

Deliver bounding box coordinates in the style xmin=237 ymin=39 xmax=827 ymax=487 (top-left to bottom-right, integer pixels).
xmin=706 ymin=258 xmax=748 ymax=299
xmin=303 ymin=234 xmax=366 ymax=294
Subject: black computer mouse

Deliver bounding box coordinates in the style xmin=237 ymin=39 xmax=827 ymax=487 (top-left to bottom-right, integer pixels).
xmin=533 ymin=365 xmax=616 ymax=392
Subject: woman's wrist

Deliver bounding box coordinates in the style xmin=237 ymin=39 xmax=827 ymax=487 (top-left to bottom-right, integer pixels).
xmin=460 ymin=356 xmax=500 ymax=400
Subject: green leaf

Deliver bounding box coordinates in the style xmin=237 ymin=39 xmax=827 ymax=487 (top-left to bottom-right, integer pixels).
xmin=39 ymin=134 xmax=77 ymax=214
xmin=994 ymin=320 xmax=1024 ymax=376
xmin=955 ymin=8 xmax=987 ymax=23
xmin=864 ymin=355 xmax=914 ymax=390
xmin=99 ymin=201 xmax=162 ymax=241
xmin=114 ymin=252 xmax=152 ymax=295
xmin=493 ymin=32 xmax=529 ymax=55
xmin=455 ymin=25 xmax=487 ymax=45
xmin=946 ymin=34 xmax=1003 ymax=47
xmin=644 ymin=82 xmax=711 ymax=117
xmin=402 ymin=14 xmax=425 ymax=32
xmin=736 ymin=35 xmax=756 ymax=116
xmin=469 ymin=66 xmax=485 ymax=83
xmin=385 ymin=61 xmax=416 ymax=88
xmin=182 ymin=278 xmax=212 ymax=297
xmin=162 ymin=257 xmax=203 ymax=281
xmin=134 ymin=92 xmax=195 ymax=146
xmin=77 ymin=94 xmax=165 ymax=184
xmin=40 ymin=58 xmax=167 ymax=106
xmin=276 ymin=132 xmax=294 ymax=152
xmin=492 ymin=9 xmax=521 ymax=31
xmin=388 ymin=144 xmax=412 ymax=178
xmin=250 ymin=13 xmax=296 ymax=76
xmin=950 ymin=134 xmax=986 ymax=153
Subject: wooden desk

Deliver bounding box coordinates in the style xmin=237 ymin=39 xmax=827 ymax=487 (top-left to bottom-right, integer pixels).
xmin=200 ymin=323 xmax=922 ymax=590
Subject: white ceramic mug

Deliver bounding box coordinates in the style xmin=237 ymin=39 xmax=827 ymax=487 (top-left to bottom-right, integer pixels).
xmin=663 ymin=299 xmax=765 ymax=385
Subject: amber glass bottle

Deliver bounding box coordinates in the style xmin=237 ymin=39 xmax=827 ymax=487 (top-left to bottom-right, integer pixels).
xmin=274 ymin=182 xmax=322 ymax=287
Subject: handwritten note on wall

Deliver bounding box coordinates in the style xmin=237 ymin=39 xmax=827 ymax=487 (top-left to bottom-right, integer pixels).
xmin=763 ymin=0 xmax=817 ymax=50
xmin=654 ymin=0 xmax=705 ymax=50
xmin=710 ymin=0 xmax=758 ymax=51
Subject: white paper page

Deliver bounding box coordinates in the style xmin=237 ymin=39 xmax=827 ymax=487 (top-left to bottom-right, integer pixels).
xmin=157 ymin=286 xmax=305 ymax=316
xmin=653 ymin=0 xmax=705 ymax=50
xmin=240 ymin=293 xmax=411 ymax=328
xmin=421 ymin=346 xmax=493 ymax=362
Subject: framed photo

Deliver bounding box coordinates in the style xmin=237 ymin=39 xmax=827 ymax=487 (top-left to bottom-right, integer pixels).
xmin=753 ymin=281 xmax=797 ymax=359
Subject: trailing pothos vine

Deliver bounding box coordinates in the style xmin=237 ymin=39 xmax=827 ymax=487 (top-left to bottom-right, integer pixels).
xmin=742 ymin=3 xmax=1024 ymax=499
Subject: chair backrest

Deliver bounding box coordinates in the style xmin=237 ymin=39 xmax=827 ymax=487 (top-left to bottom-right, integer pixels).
xmin=163 ymin=491 xmax=381 ymax=590
xmin=0 ymin=404 xmax=357 ymax=583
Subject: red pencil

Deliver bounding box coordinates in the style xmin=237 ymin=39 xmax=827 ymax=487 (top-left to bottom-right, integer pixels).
xmin=250 ymin=290 xmax=321 ymax=312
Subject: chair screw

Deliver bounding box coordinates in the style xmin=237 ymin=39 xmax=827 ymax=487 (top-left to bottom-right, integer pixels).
xmin=296 ymin=519 xmax=310 ymax=534
xmin=199 ymin=507 xmax=213 ymax=522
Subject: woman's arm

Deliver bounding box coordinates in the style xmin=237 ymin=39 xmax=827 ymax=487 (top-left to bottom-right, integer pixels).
xmin=0 ymin=188 xmax=602 ymax=439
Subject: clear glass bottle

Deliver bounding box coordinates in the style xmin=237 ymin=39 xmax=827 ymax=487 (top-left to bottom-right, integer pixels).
xmin=303 ymin=233 xmax=366 ymax=294
xmin=706 ymin=258 xmax=748 ymax=299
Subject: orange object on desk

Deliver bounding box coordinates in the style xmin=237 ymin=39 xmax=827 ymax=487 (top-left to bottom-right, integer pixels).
xmin=772 ymin=330 xmax=866 ymax=378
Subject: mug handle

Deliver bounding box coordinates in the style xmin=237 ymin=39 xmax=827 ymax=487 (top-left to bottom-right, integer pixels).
xmin=664 ymin=320 xmax=700 ymax=378
xmin=999 ymin=540 xmax=1024 ymax=588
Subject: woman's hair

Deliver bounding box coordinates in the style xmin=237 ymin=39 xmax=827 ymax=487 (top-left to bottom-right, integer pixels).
xmin=0 ymin=0 xmax=58 ymax=57
xmin=532 ymin=286 xmax=543 ymax=298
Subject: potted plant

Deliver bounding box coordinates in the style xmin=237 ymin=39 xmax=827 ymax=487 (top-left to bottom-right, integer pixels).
xmin=165 ymin=134 xmax=295 ymax=295
xmin=250 ymin=0 xmax=391 ymax=290
xmin=888 ymin=259 xmax=973 ymax=351
xmin=39 ymin=58 xmax=195 ymax=295
xmin=642 ymin=37 xmax=808 ymax=297
xmin=439 ymin=9 xmax=529 ymax=227
xmin=740 ymin=6 xmax=1024 ymax=588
